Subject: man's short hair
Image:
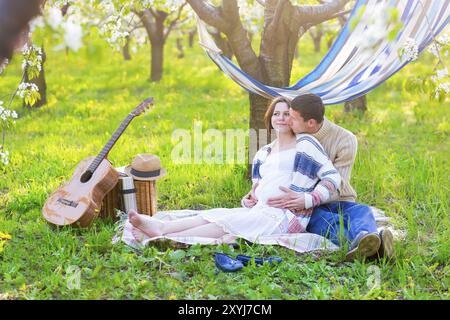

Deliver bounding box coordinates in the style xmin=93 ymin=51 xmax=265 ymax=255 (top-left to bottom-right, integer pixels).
xmin=290 ymin=93 xmax=324 ymax=123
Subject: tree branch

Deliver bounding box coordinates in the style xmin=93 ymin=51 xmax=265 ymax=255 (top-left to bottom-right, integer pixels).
xmin=295 ymin=0 xmax=350 ymax=28
xmin=265 ymin=0 xmax=288 ymax=40
xmin=222 ymin=0 xmax=241 ymax=31
xmin=163 ymin=2 xmax=188 ymax=41
xmin=137 ymin=9 xmax=157 ymax=40
xmin=128 ymin=22 xmax=144 ymax=34
xmin=326 ymin=8 xmax=352 ymax=21
xmin=187 ymin=0 xmax=263 ymax=80
xmin=187 ymin=0 xmax=227 ymax=31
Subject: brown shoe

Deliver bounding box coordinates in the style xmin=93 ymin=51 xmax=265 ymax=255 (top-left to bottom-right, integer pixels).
xmin=345 ymin=232 xmax=381 ymax=262
xmin=378 ymin=228 xmax=395 ymax=260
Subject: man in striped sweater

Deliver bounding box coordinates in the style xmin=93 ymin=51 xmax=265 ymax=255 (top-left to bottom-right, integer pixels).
xmin=267 ymin=93 xmax=394 ymax=261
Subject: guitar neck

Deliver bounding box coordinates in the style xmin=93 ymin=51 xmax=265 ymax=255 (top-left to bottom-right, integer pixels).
xmin=87 ymin=113 xmax=135 ymax=173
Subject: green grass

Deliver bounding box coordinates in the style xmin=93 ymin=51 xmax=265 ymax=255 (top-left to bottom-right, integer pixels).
xmin=0 ymin=31 xmax=449 ymax=300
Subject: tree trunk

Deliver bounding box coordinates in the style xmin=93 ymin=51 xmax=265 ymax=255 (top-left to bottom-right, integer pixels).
xmin=211 ymin=30 xmax=233 ymax=59
xmin=150 ymin=41 xmax=164 ymax=81
xmin=247 ymin=93 xmax=271 ymax=177
xmin=344 ymin=95 xmax=367 ymax=113
xmin=309 ymin=28 xmax=323 ymax=52
xmin=188 ymin=28 xmax=196 ymax=48
xmin=139 ymin=9 xmax=167 ymax=82
xmin=176 ymin=37 xmax=184 ymax=58
xmin=339 ymin=12 xmax=367 ymax=113
xmin=122 ymin=35 xmax=131 ymax=60
xmin=327 ymin=36 xmax=335 ymax=49
xmin=187 ymin=0 xmax=350 ymax=174
xmin=61 ymin=3 xmax=70 ymax=16
xmin=249 ymin=94 xmax=270 ymax=141
xmin=24 ymin=46 xmax=46 ymax=108
xmin=313 ymin=36 xmax=321 ymax=52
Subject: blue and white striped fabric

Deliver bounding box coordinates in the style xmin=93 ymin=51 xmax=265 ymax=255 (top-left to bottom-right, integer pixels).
xmin=196 ymin=0 xmax=449 ymax=104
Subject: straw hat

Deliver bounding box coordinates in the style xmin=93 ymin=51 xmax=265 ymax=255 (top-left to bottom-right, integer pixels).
xmin=125 ymin=154 xmax=166 ymax=181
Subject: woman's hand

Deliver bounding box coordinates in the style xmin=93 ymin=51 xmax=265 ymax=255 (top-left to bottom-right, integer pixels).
xmin=242 ymin=195 xmax=257 ymax=208
xmin=241 ymin=182 xmax=259 ymax=208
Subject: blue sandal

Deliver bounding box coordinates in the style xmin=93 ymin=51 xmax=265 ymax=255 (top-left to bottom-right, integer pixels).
xmin=235 ymin=254 xmax=282 ymax=266
xmin=214 ymin=253 xmax=244 ymax=272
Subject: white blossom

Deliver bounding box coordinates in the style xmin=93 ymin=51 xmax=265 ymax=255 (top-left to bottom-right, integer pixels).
xmin=63 ymin=18 xmax=83 ymax=51
xmin=400 ymin=38 xmax=419 ymax=62
xmin=0 ymin=102 xmax=18 ymax=124
xmin=17 ymin=83 xmax=39 ymax=99
xmin=436 ymin=68 xmax=449 ymax=80
xmin=239 ymin=0 xmax=264 ymax=34
xmin=437 ymin=33 xmax=450 ymax=46
xmin=22 ymin=45 xmax=43 ymax=73
xmin=439 ymin=82 xmax=450 ymax=93
xmin=29 ymin=16 xmax=45 ymax=32
xmin=44 ymin=4 xmax=85 ymax=52
xmin=141 ymin=0 xmax=185 ymax=11
xmin=435 ymin=82 xmax=449 ymax=100
xmin=47 ymin=7 xmax=64 ymax=29
xmin=47 ymin=0 xmax=70 ymax=8
xmin=99 ymin=0 xmax=115 ymax=14
xmin=0 ymin=148 xmax=10 ymax=166
xmin=100 ymin=14 xmax=130 ymax=49
xmin=0 ymin=58 xmax=8 ymax=74
xmin=427 ymin=42 xmax=441 ymax=57
xmin=351 ymin=2 xmax=392 ymax=57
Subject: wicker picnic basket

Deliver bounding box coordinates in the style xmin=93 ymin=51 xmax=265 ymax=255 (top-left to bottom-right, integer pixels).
xmin=98 ymin=177 xmax=123 ymax=221
xmin=99 ymin=154 xmax=165 ymax=219
xmin=124 ymin=154 xmax=165 ymax=216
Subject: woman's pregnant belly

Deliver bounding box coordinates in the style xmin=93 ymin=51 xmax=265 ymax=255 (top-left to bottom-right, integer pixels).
xmin=254 ymin=173 xmax=292 ymax=205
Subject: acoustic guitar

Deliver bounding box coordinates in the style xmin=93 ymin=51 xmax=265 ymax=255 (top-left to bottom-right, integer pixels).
xmin=43 ymin=97 xmax=154 ymax=227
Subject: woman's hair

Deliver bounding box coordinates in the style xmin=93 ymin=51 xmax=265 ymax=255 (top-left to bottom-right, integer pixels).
xmin=264 ymin=96 xmax=291 ymax=136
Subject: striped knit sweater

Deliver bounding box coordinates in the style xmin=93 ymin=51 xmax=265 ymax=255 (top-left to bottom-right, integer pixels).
xmin=251 ymin=134 xmax=341 ymax=215
xmin=311 ymin=118 xmax=358 ymax=202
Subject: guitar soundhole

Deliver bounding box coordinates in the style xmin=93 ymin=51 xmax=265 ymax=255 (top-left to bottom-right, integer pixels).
xmin=80 ymin=170 xmax=93 ymax=183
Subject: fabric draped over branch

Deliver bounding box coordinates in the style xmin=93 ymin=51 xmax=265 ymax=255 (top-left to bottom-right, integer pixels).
xmin=196 ymin=0 xmax=450 ymax=104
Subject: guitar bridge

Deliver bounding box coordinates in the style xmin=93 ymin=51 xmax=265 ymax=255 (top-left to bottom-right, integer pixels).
xmin=57 ymin=198 xmax=79 ymax=208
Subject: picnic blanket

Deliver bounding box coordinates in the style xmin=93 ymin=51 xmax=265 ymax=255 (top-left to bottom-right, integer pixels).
xmin=113 ymin=206 xmax=392 ymax=253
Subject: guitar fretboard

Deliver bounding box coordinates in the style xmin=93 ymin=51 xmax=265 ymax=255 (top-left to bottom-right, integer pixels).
xmin=87 ymin=113 xmax=134 ymax=173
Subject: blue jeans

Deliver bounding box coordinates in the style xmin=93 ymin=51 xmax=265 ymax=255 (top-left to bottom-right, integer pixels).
xmin=306 ymin=201 xmax=378 ymax=247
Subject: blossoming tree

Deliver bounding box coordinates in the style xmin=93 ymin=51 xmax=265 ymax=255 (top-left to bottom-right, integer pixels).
xmin=85 ymin=0 xmax=191 ymax=81
xmin=187 ymin=0 xmax=352 ymax=149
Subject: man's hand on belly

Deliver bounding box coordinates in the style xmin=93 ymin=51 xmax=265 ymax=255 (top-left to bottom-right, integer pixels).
xmin=267 ymin=186 xmax=306 ymax=211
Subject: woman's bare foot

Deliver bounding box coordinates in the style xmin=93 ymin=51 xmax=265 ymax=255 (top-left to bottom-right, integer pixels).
xmin=128 ymin=209 xmax=164 ymax=238
xmin=131 ymin=226 xmax=148 ymax=242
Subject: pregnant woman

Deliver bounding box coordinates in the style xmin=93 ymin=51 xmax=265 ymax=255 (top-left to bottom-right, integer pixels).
xmin=120 ymin=97 xmax=342 ymax=252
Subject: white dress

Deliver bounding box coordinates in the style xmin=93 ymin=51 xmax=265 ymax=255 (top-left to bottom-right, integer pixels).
xmin=199 ymin=148 xmax=298 ymax=240
xmin=116 ymin=147 xmax=342 ymax=252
